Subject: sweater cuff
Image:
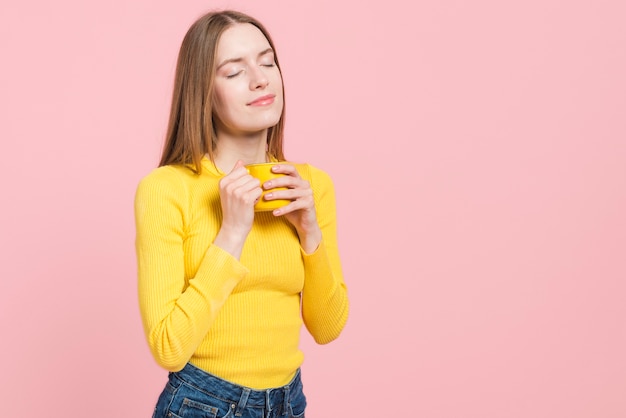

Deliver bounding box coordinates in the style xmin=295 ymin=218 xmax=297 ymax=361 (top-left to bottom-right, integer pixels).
xmin=301 ymin=240 xmax=336 ymax=291
xmin=190 ymin=244 xmax=248 ymax=308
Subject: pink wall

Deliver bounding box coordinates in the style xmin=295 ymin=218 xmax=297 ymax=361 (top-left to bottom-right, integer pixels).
xmin=1 ymin=0 xmax=625 ymax=416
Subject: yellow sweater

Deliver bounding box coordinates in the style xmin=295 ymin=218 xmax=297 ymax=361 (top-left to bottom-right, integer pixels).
xmin=134 ymin=157 xmax=349 ymax=389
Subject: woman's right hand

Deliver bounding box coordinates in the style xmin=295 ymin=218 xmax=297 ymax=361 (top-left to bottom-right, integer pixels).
xmin=213 ymin=160 xmax=262 ymax=258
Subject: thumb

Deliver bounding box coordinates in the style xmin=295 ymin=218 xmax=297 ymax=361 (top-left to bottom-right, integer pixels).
xmin=231 ymin=160 xmax=246 ymax=173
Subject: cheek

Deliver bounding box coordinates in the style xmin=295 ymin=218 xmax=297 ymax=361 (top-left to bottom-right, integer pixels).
xmin=276 ymin=84 xmax=285 ymax=112
xmin=212 ymin=89 xmax=234 ymax=120
xmin=273 ymin=72 xmax=284 ymax=93
xmin=211 ymin=99 xmax=225 ymax=122
xmin=275 ymin=92 xmax=285 ymax=114
xmin=215 ymin=84 xmax=244 ymax=110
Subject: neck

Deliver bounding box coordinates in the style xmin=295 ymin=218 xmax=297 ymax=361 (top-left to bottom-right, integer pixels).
xmin=213 ymin=129 xmax=269 ymax=173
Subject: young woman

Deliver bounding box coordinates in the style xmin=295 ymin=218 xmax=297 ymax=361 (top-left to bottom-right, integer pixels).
xmin=134 ymin=10 xmax=349 ymax=418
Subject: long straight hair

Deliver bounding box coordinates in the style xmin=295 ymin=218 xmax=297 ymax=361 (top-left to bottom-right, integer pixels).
xmin=159 ymin=10 xmax=286 ymax=173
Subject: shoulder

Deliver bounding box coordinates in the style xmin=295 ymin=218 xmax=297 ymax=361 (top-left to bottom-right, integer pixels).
xmin=135 ymin=165 xmax=196 ymax=205
xmin=137 ymin=165 xmax=180 ymax=192
xmin=296 ymin=164 xmax=337 ymax=212
xmin=298 ymin=163 xmax=334 ymax=191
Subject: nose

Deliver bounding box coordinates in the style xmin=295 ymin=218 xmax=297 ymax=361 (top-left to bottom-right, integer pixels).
xmin=249 ymin=66 xmax=269 ymax=90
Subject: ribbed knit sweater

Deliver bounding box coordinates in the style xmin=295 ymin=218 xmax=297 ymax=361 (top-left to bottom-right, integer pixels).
xmin=134 ymin=157 xmax=349 ymax=389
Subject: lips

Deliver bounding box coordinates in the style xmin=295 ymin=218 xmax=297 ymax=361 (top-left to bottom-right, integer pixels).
xmin=247 ymin=94 xmax=276 ymax=106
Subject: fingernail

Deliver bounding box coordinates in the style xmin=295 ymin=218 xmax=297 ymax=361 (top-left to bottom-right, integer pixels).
xmin=265 ymin=181 xmax=272 ymax=188
xmin=265 ymin=193 xmax=273 ymax=199
xmin=272 ymin=165 xmax=280 ymax=171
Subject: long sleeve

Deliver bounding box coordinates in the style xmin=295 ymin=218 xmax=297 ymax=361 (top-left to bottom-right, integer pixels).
xmin=134 ymin=159 xmax=348 ymax=388
xmin=134 ymin=167 xmax=247 ymax=371
xmin=300 ymin=165 xmax=349 ymax=344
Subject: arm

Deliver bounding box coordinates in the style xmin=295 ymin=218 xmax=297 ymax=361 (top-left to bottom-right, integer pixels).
xmin=299 ymin=165 xmax=349 ymax=344
xmin=134 ymin=168 xmax=247 ymax=371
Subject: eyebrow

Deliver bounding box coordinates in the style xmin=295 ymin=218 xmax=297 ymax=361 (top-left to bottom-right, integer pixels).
xmin=216 ymin=48 xmax=274 ymax=70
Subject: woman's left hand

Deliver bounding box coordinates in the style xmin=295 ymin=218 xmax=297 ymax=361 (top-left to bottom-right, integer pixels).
xmin=263 ymin=164 xmax=322 ymax=253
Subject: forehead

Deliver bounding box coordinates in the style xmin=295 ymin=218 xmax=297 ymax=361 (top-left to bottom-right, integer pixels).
xmin=216 ymin=23 xmax=272 ymax=60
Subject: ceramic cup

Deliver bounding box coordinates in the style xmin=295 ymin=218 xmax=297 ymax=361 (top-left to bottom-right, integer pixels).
xmin=245 ymin=162 xmax=290 ymax=212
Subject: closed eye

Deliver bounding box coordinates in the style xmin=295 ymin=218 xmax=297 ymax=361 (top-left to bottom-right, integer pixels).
xmin=226 ymin=71 xmax=242 ymax=79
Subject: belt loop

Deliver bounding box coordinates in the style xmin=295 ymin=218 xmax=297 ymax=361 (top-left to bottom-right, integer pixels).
xmin=235 ymin=388 xmax=250 ymax=417
xmin=266 ymin=389 xmax=272 ymax=413
xmin=282 ymin=385 xmax=290 ymax=416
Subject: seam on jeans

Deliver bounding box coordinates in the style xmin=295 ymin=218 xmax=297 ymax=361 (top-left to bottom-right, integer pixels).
xmin=165 ymin=382 xmax=178 ymax=415
xmin=182 ymin=398 xmax=219 ymax=413
xmin=178 ymin=379 xmax=238 ymax=405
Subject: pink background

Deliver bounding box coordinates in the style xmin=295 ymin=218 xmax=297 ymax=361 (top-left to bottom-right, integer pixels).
xmin=1 ymin=0 xmax=625 ymax=416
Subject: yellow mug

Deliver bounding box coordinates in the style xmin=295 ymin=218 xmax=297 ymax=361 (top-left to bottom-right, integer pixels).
xmin=245 ymin=162 xmax=290 ymax=212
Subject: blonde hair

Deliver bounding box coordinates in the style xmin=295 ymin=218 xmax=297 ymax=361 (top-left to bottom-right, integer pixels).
xmin=159 ymin=10 xmax=286 ymax=173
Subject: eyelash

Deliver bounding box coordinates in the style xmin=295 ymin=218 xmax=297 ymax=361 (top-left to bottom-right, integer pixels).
xmin=226 ymin=63 xmax=274 ymax=78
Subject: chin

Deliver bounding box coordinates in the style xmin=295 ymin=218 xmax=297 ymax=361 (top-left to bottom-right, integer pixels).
xmin=255 ymin=114 xmax=282 ymax=130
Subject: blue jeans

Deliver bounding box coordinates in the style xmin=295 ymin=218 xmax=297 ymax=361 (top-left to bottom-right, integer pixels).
xmin=153 ymin=363 xmax=306 ymax=418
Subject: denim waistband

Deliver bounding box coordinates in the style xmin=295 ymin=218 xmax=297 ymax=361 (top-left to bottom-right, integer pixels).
xmin=170 ymin=362 xmax=302 ymax=413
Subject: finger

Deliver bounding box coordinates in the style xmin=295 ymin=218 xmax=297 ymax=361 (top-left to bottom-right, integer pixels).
xmin=233 ymin=159 xmax=246 ymax=171
xmin=264 ymin=187 xmax=312 ymax=202
xmin=270 ymin=164 xmax=300 ymax=177
xmin=271 ymin=197 xmax=312 ymax=216
xmin=244 ymin=185 xmax=264 ymax=207
xmin=222 ymin=162 xmax=255 ymax=187
xmin=263 ymin=175 xmax=309 ymax=190
xmin=224 ymin=160 xmax=248 ymax=178
xmin=227 ymin=175 xmax=261 ymax=195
